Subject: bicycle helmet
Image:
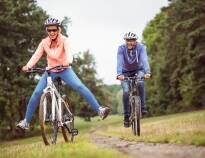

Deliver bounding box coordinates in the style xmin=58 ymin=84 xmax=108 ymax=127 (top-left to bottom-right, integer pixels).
xmin=44 ymin=18 xmax=60 ymax=27
xmin=124 ymin=31 xmax=138 ymax=40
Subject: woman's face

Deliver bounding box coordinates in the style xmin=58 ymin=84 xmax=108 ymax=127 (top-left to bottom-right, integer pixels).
xmin=126 ymin=39 xmax=137 ymax=50
xmin=46 ymin=25 xmax=59 ymax=40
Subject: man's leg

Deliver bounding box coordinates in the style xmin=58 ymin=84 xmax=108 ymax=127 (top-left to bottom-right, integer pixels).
xmin=137 ymin=71 xmax=147 ymax=114
xmin=121 ymin=80 xmax=130 ymax=127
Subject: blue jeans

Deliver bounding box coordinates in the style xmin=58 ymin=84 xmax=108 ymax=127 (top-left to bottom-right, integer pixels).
xmin=121 ymin=70 xmax=146 ymax=118
xmin=25 ymin=68 xmax=100 ymax=123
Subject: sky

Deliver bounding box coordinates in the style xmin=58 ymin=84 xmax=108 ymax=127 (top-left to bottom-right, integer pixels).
xmin=37 ymin=0 xmax=169 ymax=85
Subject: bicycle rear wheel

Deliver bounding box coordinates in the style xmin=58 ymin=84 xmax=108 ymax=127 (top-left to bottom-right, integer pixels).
xmin=61 ymin=99 xmax=75 ymax=142
xmin=39 ymin=92 xmax=58 ymax=145
xmin=131 ymin=96 xmax=141 ymax=136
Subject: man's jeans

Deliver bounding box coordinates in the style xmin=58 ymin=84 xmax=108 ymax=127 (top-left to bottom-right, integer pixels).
xmin=25 ymin=68 xmax=100 ymax=123
xmin=121 ymin=70 xmax=146 ymax=118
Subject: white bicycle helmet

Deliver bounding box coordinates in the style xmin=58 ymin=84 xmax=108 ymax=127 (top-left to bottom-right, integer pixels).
xmin=124 ymin=31 xmax=138 ymax=40
xmin=44 ymin=18 xmax=60 ymax=27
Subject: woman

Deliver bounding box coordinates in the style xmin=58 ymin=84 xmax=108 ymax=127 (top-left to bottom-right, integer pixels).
xmin=17 ymin=18 xmax=110 ymax=130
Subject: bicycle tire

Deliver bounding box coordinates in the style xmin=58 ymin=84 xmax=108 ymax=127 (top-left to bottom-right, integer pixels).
xmin=39 ymin=92 xmax=58 ymax=145
xmin=131 ymin=96 xmax=141 ymax=136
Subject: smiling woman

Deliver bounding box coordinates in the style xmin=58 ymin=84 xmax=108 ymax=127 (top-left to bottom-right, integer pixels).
xmin=16 ymin=17 xmax=111 ymax=132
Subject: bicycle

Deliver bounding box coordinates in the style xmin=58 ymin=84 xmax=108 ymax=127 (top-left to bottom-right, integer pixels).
xmin=27 ymin=65 xmax=78 ymax=145
xmin=124 ymin=74 xmax=144 ymax=136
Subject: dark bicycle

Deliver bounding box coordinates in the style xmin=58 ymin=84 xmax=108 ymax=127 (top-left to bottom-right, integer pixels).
xmin=124 ymin=74 xmax=144 ymax=136
xmin=27 ymin=65 xmax=78 ymax=145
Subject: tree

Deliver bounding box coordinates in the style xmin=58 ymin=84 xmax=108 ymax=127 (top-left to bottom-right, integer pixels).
xmin=142 ymin=0 xmax=205 ymax=115
xmin=0 ymin=0 xmax=48 ymax=137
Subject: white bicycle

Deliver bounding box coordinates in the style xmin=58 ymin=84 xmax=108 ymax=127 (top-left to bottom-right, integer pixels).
xmin=27 ymin=65 xmax=78 ymax=145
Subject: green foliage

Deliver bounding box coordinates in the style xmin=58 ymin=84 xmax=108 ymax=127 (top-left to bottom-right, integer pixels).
xmin=143 ymin=0 xmax=205 ymax=115
xmin=0 ymin=0 xmax=48 ymax=134
xmin=102 ymin=84 xmax=122 ymax=114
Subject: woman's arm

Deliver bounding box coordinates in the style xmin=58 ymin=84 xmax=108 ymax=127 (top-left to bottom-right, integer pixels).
xmin=26 ymin=41 xmax=44 ymax=68
xmin=64 ymin=38 xmax=73 ymax=65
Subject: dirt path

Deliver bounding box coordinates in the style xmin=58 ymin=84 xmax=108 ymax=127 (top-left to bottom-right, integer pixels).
xmin=90 ymin=133 xmax=205 ymax=158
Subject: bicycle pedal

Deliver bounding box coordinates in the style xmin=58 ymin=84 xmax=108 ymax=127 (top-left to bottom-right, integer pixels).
xmin=44 ymin=119 xmax=50 ymax=123
xmin=71 ymin=129 xmax=78 ymax=136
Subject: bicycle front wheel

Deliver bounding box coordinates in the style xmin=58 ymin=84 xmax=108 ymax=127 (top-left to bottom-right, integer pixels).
xmin=131 ymin=96 xmax=141 ymax=136
xmin=39 ymin=92 xmax=58 ymax=145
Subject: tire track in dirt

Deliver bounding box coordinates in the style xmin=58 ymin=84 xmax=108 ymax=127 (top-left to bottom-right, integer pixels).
xmin=90 ymin=129 xmax=205 ymax=158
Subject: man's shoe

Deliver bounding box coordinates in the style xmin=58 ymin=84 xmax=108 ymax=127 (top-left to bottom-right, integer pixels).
xmin=124 ymin=120 xmax=130 ymax=128
xmin=141 ymin=107 xmax=148 ymax=115
xmin=124 ymin=116 xmax=130 ymax=128
xmin=99 ymin=107 xmax=111 ymax=120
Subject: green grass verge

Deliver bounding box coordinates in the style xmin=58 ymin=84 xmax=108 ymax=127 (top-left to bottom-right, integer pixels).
xmin=96 ymin=110 xmax=205 ymax=146
xmin=0 ymin=116 xmax=131 ymax=158
xmin=74 ymin=115 xmax=123 ymax=132
xmin=0 ymin=135 xmax=131 ymax=158
xmin=1 ymin=110 xmax=205 ymax=158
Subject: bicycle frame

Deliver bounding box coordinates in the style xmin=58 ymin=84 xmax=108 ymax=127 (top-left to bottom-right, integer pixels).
xmin=42 ymin=76 xmax=59 ymax=123
xmin=38 ymin=68 xmax=73 ymax=127
xmin=27 ymin=65 xmax=77 ymax=145
xmin=124 ymin=75 xmax=144 ymax=119
xmin=125 ymin=75 xmax=143 ymax=99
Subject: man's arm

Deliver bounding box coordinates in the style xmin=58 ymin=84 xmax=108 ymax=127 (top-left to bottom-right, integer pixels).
xmin=139 ymin=45 xmax=151 ymax=74
xmin=117 ymin=46 xmax=123 ymax=76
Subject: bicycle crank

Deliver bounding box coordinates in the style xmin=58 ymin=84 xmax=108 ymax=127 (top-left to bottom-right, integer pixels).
xmin=71 ymin=129 xmax=78 ymax=136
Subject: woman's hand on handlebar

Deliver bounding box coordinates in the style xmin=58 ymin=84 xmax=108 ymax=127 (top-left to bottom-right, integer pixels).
xmin=22 ymin=65 xmax=30 ymax=72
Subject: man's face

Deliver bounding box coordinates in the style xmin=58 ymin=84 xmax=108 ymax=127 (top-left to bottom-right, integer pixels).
xmin=126 ymin=39 xmax=137 ymax=50
xmin=46 ymin=25 xmax=59 ymax=40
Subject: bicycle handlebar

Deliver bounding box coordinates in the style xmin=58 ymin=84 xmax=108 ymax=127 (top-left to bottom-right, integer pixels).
xmin=26 ymin=65 xmax=69 ymax=73
xmin=123 ymin=76 xmax=144 ymax=81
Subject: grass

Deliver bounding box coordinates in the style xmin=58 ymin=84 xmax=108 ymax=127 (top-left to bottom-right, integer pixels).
xmin=0 ymin=134 xmax=131 ymax=158
xmin=1 ymin=110 xmax=205 ymax=158
xmin=97 ymin=110 xmax=205 ymax=146
xmin=74 ymin=115 xmax=123 ymax=132
xmin=0 ymin=116 xmax=131 ymax=158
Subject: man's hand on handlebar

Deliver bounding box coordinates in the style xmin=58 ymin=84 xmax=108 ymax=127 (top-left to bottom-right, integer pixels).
xmin=117 ymin=73 xmax=151 ymax=80
xmin=144 ymin=73 xmax=151 ymax=80
xmin=117 ymin=75 xmax=125 ymax=81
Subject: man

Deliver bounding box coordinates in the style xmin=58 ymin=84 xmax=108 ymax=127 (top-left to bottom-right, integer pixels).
xmin=117 ymin=31 xmax=151 ymax=127
xmin=17 ymin=18 xmax=110 ymax=130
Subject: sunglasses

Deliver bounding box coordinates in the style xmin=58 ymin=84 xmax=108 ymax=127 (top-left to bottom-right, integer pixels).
xmin=47 ymin=29 xmax=58 ymax=33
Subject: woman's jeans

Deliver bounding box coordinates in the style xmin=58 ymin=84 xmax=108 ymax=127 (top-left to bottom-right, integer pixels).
xmin=25 ymin=68 xmax=100 ymax=123
xmin=121 ymin=70 xmax=146 ymax=119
